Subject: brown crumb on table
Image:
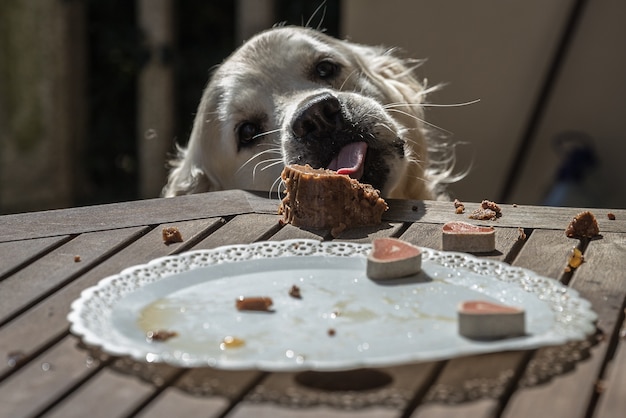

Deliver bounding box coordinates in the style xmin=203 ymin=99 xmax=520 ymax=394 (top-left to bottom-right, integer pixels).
xmin=607 ymin=212 xmax=616 ymax=220
xmin=327 ymin=328 xmax=336 ymax=337
xmin=454 ymin=199 xmax=465 ymax=214
xmin=74 ymin=255 xmax=81 ymax=262
xmin=146 ymin=329 xmax=178 ymax=342
xmin=517 ymin=227 xmax=527 ymax=241
xmin=289 ymin=285 xmax=301 ymax=299
xmin=565 ymin=211 xmax=600 ymax=238
xmin=162 ymin=226 xmax=183 ymax=244
xmin=469 ymin=200 xmax=502 ymax=220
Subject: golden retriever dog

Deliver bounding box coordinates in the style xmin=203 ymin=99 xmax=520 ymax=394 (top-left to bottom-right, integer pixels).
xmin=163 ymin=26 xmax=456 ymax=200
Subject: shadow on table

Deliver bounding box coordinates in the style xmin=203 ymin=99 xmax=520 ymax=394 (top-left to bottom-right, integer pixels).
xmin=79 ymin=328 xmax=600 ymax=409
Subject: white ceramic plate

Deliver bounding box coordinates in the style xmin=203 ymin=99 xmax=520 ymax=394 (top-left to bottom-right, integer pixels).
xmin=68 ymin=239 xmax=596 ymax=371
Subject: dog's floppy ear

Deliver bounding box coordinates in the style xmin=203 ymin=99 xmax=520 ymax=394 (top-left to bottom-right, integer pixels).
xmin=162 ymin=86 xmax=221 ymax=197
xmin=161 ymin=146 xmax=213 ymax=197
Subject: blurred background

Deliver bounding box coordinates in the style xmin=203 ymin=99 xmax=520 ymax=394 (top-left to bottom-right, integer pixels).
xmin=1 ymin=0 xmax=624 ymax=214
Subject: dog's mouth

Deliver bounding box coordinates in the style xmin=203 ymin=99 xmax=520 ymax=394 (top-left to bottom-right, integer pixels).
xmin=326 ymin=141 xmax=368 ymax=180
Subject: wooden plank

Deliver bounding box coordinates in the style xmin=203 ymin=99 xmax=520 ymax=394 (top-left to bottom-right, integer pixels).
xmin=136 ymin=368 xmax=264 ymax=417
xmin=45 ymin=359 xmax=181 ymax=418
xmin=385 ymin=201 xmax=626 ymax=234
xmin=232 ymin=363 xmax=442 ymax=418
xmin=230 ymin=405 xmax=395 ymax=418
xmin=3 ymin=194 xmax=625 ymax=243
xmin=510 ymin=228 xmax=574 ymax=279
xmin=0 ymin=337 xmax=100 ymax=417
xmin=231 ymin=404 xmax=398 ymax=418
xmin=135 ymin=387 xmax=229 ymax=417
xmin=0 ymin=235 xmax=70 ymax=280
xmin=411 ymin=399 xmax=500 ymax=418
xmin=242 ymin=190 xmax=282 ymax=214
xmin=0 ymin=228 xmax=148 ymax=325
xmin=503 ymin=232 xmax=626 ymax=417
xmin=333 ymin=222 xmax=405 ymax=243
xmin=594 ymin=325 xmax=626 ymax=417
xmin=0 ymin=189 xmax=253 ymax=242
xmin=193 ymin=213 xmax=282 ymax=249
xmin=414 ymin=352 xmax=529 ymax=417
xmin=270 ymin=223 xmax=329 ymax=241
xmin=0 ymin=218 xmax=221 ymax=379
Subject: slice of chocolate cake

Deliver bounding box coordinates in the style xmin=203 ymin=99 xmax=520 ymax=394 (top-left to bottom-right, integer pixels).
xmin=278 ymin=164 xmax=388 ymax=236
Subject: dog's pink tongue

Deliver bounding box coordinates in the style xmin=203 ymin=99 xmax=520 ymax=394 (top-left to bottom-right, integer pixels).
xmin=327 ymin=142 xmax=368 ymax=179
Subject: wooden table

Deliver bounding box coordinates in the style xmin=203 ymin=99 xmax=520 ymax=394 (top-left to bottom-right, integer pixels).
xmin=1 ymin=190 xmax=625 ymax=418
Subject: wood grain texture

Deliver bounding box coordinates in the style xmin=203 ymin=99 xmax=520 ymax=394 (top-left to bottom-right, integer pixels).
xmin=502 ymin=233 xmax=626 ymax=418
xmin=0 ymin=337 xmax=97 ymax=417
xmin=0 ymin=219 xmax=220 ymax=378
xmin=0 ymin=196 xmax=624 ymax=417
xmin=0 ymin=235 xmax=70 ymax=280
xmin=193 ymin=213 xmax=282 ymax=250
xmin=0 ymin=228 xmax=149 ymax=325
xmin=3 ymin=192 xmax=624 ymax=242
xmin=594 ymin=323 xmax=626 ymax=418
xmin=0 ymin=190 xmax=252 ymax=242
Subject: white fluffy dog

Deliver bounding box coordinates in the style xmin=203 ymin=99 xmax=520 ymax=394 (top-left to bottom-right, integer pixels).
xmin=163 ymin=26 xmax=456 ymax=200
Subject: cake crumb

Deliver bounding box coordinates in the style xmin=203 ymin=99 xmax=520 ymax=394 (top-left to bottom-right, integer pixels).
xmin=162 ymin=226 xmax=183 ymax=244
xmin=565 ymin=211 xmax=600 ymax=238
xmin=454 ymin=199 xmax=465 ymax=214
xmin=74 ymin=255 xmax=81 ymax=263
xmin=289 ymin=285 xmax=301 ymax=299
xmin=469 ymin=200 xmax=502 ymax=220
xmin=607 ymin=212 xmax=616 ymax=220
xmin=146 ymin=330 xmax=178 ymax=342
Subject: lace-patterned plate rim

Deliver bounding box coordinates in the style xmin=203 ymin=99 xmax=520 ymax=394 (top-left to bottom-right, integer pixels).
xmin=67 ymin=239 xmax=597 ymax=370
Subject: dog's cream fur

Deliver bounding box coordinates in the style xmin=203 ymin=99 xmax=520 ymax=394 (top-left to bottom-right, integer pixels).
xmin=163 ymin=26 xmax=454 ymax=200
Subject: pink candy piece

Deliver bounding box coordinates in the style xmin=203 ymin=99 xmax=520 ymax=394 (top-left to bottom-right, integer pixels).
xmin=367 ymin=238 xmax=422 ymax=280
xmin=458 ymin=300 xmax=525 ymax=339
xmin=442 ymin=221 xmax=496 ymax=253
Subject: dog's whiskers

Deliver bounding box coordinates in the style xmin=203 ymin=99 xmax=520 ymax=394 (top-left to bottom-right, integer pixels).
xmin=339 ymin=69 xmax=359 ymax=91
xmin=256 ymin=159 xmax=284 ymax=173
xmin=250 ymin=158 xmax=282 ymax=183
xmin=252 ymin=128 xmax=281 ymax=140
xmin=237 ymin=148 xmax=282 ymax=173
xmin=385 ymin=108 xmax=453 ymax=136
xmin=384 ymin=98 xmax=480 ymax=110
xmin=269 ymin=175 xmax=285 ymax=201
xmin=305 ymin=1 xmax=327 ymax=30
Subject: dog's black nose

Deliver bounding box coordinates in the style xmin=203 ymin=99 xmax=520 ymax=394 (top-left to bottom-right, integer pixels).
xmin=292 ymin=93 xmax=343 ymax=139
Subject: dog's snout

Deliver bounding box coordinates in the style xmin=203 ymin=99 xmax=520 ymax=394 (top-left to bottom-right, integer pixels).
xmin=291 ymin=93 xmax=343 ymax=139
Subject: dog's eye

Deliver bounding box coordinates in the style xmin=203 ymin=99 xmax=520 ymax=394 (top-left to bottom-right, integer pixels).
xmin=237 ymin=122 xmax=260 ymax=147
xmin=315 ymin=60 xmax=338 ymax=79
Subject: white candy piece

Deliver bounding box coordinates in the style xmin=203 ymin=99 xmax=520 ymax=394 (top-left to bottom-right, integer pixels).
xmin=367 ymin=238 xmax=422 ymax=280
xmin=442 ymin=221 xmax=496 ymax=253
xmin=458 ymin=300 xmax=526 ymax=339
